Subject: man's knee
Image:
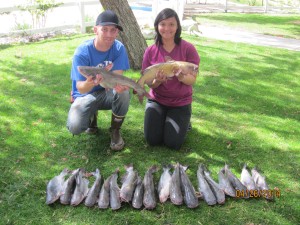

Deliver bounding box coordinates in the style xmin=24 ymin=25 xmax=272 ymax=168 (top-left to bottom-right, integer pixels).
xmin=67 ymin=121 xmax=84 ymax=135
xmin=117 ymin=90 xmax=130 ymax=103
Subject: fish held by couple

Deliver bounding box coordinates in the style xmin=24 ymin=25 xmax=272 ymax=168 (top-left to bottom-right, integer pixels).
xmin=77 ymin=66 xmax=149 ymax=103
xmin=138 ymin=59 xmax=199 ymax=87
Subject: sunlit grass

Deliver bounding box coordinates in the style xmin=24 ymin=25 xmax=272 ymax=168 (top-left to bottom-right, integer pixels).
xmin=0 ymin=17 xmax=299 ymax=224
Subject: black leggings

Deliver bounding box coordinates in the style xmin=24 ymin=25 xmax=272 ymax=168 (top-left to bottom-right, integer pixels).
xmin=144 ymin=99 xmax=192 ymax=150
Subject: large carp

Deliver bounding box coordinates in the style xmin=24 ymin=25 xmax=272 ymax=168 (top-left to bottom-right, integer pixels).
xmin=46 ymin=168 xmax=69 ymax=205
xmin=98 ymin=176 xmax=111 ymax=209
xmin=179 ymin=165 xmax=199 ymax=208
xmin=70 ymin=169 xmax=89 ymax=206
xmin=84 ymin=168 xmax=102 ymax=207
xmin=120 ymin=164 xmax=138 ymax=203
xmin=240 ymin=164 xmax=257 ymax=191
xmin=251 ymin=166 xmax=273 ymax=200
xmin=170 ymin=163 xmax=183 ymax=205
xmin=60 ymin=168 xmax=79 ymax=205
xmin=110 ymin=169 xmax=121 ymax=210
xmin=218 ymin=168 xmax=236 ymax=197
xmin=138 ymin=60 xmax=198 ymax=87
xmin=132 ymin=176 xmax=144 ymax=209
xmin=77 ymin=66 xmax=149 ymax=103
xmin=203 ymin=168 xmax=225 ymax=204
xmin=158 ymin=165 xmax=172 ymax=203
xmin=197 ymin=164 xmax=216 ymax=206
xmin=143 ymin=165 xmax=158 ymax=209
xmin=223 ymin=164 xmax=249 ymax=199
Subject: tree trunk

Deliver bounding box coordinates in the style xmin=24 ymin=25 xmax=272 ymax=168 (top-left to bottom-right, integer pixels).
xmin=99 ymin=0 xmax=148 ymax=70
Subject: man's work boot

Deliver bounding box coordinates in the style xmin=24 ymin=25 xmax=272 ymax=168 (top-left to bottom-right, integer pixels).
xmin=85 ymin=112 xmax=98 ymax=134
xmin=110 ymin=114 xmax=125 ymax=151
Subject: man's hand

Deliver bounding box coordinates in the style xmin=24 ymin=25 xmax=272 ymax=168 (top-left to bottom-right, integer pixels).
xmin=92 ymin=74 xmax=104 ymax=86
xmin=114 ymin=84 xmax=129 ymax=93
xmin=104 ymin=63 xmax=113 ymax=71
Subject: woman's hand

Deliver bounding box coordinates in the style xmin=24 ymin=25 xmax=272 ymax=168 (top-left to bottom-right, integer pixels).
xmin=155 ymin=70 xmax=168 ymax=83
xmin=173 ymin=67 xmax=197 ymax=85
xmin=149 ymin=70 xmax=168 ymax=88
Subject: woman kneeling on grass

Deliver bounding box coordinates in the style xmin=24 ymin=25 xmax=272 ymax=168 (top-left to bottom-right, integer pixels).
xmin=141 ymin=8 xmax=200 ymax=150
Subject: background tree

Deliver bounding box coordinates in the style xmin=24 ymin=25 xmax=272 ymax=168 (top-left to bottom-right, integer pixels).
xmin=99 ymin=0 xmax=148 ymax=70
xmin=18 ymin=0 xmax=63 ymax=29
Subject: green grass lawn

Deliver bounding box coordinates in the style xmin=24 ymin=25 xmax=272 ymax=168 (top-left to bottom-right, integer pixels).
xmin=194 ymin=13 xmax=300 ymax=39
xmin=0 ymin=15 xmax=300 ymax=225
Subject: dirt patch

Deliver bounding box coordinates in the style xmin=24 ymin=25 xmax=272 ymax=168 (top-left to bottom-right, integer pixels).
xmin=290 ymin=20 xmax=300 ymax=25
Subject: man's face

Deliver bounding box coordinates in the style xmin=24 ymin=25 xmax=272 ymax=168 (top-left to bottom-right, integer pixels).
xmin=95 ymin=25 xmax=119 ymax=45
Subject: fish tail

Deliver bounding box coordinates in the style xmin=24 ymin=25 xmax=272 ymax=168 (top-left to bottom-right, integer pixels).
xmin=137 ymin=91 xmax=150 ymax=104
xmin=138 ymin=95 xmax=144 ymax=104
xmin=149 ymin=165 xmax=159 ymax=173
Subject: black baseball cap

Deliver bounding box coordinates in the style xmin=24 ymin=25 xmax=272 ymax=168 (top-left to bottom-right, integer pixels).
xmin=95 ymin=10 xmax=123 ymax=31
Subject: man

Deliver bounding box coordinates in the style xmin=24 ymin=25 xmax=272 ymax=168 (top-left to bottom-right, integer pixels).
xmin=67 ymin=10 xmax=130 ymax=151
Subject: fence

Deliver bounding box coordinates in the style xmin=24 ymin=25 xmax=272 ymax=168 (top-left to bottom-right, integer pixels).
xmin=0 ymin=0 xmax=100 ymax=37
xmin=0 ymin=0 xmax=299 ymax=38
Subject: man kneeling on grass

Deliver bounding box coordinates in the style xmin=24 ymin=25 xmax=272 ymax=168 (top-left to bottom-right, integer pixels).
xmin=66 ymin=10 xmax=130 ymax=151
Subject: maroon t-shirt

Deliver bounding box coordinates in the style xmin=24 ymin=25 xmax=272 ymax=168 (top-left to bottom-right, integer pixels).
xmin=142 ymin=40 xmax=200 ymax=107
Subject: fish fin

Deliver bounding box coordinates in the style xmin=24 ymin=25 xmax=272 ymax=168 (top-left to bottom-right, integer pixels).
xmin=162 ymin=164 xmax=173 ymax=170
xmin=149 ymin=165 xmax=159 ymax=173
xmin=253 ymin=165 xmax=262 ymax=173
xmin=121 ymin=174 xmax=128 ymax=184
xmin=137 ymin=91 xmax=151 ymax=104
xmin=195 ymin=191 xmax=202 ymax=199
xmin=138 ymin=95 xmax=144 ymax=104
xmin=180 ymin=164 xmax=189 ymax=171
xmin=124 ymin=163 xmax=133 ymax=169
xmin=164 ymin=56 xmax=174 ymax=62
xmin=174 ymin=68 xmax=182 ymax=77
xmin=95 ymin=168 xmax=100 ymax=176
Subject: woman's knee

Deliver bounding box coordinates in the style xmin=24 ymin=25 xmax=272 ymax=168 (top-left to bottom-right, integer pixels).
xmin=164 ymin=138 xmax=183 ymax=150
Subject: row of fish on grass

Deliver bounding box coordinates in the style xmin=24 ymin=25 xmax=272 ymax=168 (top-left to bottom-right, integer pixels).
xmin=46 ymin=163 xmax=273 ymax=210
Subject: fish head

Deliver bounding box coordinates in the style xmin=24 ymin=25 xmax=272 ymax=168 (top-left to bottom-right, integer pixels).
xmin=179 ymin=62 xmax=199 ymax=76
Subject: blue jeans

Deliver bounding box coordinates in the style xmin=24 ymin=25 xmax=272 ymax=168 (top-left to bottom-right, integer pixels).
xmin=67 ymin=89 xmax=130 ymax=135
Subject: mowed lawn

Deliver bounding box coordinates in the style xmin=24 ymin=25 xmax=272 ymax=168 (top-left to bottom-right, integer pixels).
xmin=0 ymin=13 xmax=299 ymax=225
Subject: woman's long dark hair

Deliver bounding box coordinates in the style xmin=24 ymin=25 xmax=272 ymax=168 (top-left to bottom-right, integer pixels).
xmin=154 ymin=8 xmax=182 ymax=45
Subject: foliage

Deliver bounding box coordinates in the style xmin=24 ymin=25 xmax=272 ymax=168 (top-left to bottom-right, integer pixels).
xmin=17 ymin=0 xmax=63 ymax=28
xmin=0 ymin=14 xmax=299 ymax=225
xmin=12 ymin=22 xmax=32 ymax=31
xmin=248 ymin=0 xmax=257 ymax=6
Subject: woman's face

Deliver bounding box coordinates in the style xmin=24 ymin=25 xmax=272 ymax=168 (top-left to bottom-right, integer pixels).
xmin=158 ymin=17 xmax=178 ymax=41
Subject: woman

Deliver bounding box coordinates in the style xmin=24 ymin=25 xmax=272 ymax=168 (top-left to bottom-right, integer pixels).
xmin=141 ymin=8 xmax=200 ymax=150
